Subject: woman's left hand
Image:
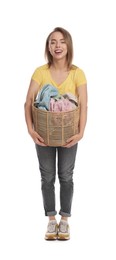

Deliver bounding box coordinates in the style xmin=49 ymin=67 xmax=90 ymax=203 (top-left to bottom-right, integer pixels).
xmin=63 ymin=133 xmax=83 ymax=148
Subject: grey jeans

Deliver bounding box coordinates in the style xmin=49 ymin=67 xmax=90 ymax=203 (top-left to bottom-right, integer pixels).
xmin=35 ymin=144 xmax=78 ymax=217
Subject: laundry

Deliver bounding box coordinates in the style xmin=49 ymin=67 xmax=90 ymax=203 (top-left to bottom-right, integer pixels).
xmin=63 ymin=93 xmax=78 ymax=107
xmin=50 ymin=97 xmax=77 ymax=112
xmin=34 ymin=84 xmax=78 ymax=111
xmin=34 ymin=84 xmax=59 ymax=110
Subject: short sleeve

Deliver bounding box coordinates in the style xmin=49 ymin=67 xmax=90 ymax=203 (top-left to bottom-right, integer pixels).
xmin=31 ymin=67 xmax=42 ymax=85
xmin=75 ymin=68 xmax=87 ymax=87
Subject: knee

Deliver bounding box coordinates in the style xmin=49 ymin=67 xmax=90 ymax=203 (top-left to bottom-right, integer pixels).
xmin=58 ymin=171 xmax=73 ymax=183
xmin=40 ymin=169 xmax=55 ymax=184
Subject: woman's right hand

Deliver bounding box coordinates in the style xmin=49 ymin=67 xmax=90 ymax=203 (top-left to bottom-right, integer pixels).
xmin=29 ymin=129 xmax=47 ymax=146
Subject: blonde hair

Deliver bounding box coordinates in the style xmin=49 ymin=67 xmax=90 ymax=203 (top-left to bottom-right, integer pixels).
xmin=45 ymin=27 xmax=73 ymax=69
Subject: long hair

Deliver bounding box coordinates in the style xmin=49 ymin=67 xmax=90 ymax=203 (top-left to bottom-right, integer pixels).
xmin=45 ymin=27 xmax=73 ymax=69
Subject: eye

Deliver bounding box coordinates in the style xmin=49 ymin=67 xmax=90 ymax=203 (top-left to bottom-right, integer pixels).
xmin=50 ymin=41 xmax=56 ymax=44
xmin=61 ymin=41 xmax=66 ymax=44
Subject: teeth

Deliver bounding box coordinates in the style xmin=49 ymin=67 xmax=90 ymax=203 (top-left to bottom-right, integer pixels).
xmin=55 ymin=50 xmax=62 ymax=53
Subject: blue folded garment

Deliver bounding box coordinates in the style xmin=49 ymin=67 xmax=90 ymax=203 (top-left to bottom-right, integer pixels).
xmin=34 ymin=84 xmax=59 ymax=110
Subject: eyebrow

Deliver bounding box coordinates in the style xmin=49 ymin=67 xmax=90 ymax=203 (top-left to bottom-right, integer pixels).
xmin=50 ymin=38 xmax=65 ymax=41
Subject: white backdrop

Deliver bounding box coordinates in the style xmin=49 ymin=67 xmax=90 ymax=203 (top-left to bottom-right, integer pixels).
xmin=0 ymin=0 xmax=116 ymax=259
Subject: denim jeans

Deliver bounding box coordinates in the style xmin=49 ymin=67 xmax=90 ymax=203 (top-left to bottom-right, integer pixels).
xmin=35 ymin=144 xmax=78 ymax=217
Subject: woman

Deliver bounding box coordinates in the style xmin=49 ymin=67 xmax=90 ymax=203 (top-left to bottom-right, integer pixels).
xmin=24 ymin=27 xmax=87 ymax=240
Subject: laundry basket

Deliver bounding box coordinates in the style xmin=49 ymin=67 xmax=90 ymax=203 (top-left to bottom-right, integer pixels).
xmin=32 ymin=104 xmax=80 ymax=146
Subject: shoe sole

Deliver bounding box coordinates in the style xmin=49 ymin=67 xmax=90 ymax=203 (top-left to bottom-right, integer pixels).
xmin=57 ymin=234 xmax=70 ymax=240
xmin=45 ymin=235 xmax=57 ymax=240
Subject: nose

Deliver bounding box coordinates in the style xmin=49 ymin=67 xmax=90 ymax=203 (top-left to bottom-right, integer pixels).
xmin=56 ymin=41 xmax=60 ymax=47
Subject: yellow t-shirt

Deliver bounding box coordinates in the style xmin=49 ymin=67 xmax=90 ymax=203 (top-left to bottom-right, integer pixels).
xmin=31 ymin=64 xmax=87 ymax=96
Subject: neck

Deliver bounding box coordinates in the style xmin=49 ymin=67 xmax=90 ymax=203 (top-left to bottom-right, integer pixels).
xmin=51 ymin=60 xmax=68 ymax=71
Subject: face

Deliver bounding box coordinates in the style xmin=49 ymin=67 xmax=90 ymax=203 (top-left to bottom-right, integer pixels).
xmin=48 ymin=31 xmax=68 ymax=61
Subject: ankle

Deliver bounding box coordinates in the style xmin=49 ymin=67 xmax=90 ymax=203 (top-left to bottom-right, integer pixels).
xmin=49 ymin=216 xmax=56 ymax=221
xmin=61 ymin=217 xmax=68 ymax=222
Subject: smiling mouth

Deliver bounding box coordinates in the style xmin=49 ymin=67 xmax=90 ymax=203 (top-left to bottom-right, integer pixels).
xmin=54 ymin=49 xmax=62 ymax=54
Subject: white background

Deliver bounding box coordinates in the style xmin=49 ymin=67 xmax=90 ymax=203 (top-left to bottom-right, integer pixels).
xmin=0 ymin=0 xmax=116 ymax=259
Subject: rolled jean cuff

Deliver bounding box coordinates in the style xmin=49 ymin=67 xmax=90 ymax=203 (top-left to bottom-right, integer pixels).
xmin=59 ymin=211 xmax=71 ymax=217
xmin=46 ymin=211 xmax=57 ymax=216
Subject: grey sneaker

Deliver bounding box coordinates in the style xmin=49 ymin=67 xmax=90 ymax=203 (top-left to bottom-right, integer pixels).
xmin=58 ymin=220 xmax=70 ymax=240
xmin=45 ymin=220 xmax=58 ymax=240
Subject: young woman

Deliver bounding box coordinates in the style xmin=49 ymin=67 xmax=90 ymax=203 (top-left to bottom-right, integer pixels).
xmin=24 ymin=27 xmax=87 ymax=240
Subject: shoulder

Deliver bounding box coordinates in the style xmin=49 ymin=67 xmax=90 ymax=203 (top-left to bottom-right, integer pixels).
xmin=34 ymin=64 xmax=49 ymax=72
xmin=71 ymin=64 xmax=85 ymax=73
xmin=71 ymin=65 xmax=87 ymax=86
xmin=31 ymin=64 xmax=48 ymax=81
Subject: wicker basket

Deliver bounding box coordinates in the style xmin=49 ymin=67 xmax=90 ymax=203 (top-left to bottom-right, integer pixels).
xmin=32 ymin=104 xmax=80 ymax=146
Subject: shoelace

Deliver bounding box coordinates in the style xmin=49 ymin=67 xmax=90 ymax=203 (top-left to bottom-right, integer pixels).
xmin=59 ymin=222 xmax=68 ymax=233
xmin=47 ymin=222 xmax=56 ymax=233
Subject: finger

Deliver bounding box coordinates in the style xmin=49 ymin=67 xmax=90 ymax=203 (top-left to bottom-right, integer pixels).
xmin=63 ymin=143 xmax=70 ymax=148
xmin=36 ymin=134 xmax=44 ymax=142
xmin=35 ymin=139 xmax=47 ymax=146
xmin=64 ymin=144 xmax=71 ymax=148
xmin=40 ymin=143 xmax=47 ymax=146
xmin=67 ymin=134 xmax=79 ymax=143
xmin=66 ymin=139 xmax=71 ymax=143
xmin=66 ymin=137 xmax=74 ymax=143
xmin=39 ymin=137 xmax=44 ymax=142
xmin=65 ymin=141 xmax=76 ymax=148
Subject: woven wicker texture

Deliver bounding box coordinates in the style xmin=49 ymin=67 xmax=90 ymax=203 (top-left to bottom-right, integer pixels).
xmin=32 ymin=105 xmax=80 ymax=146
